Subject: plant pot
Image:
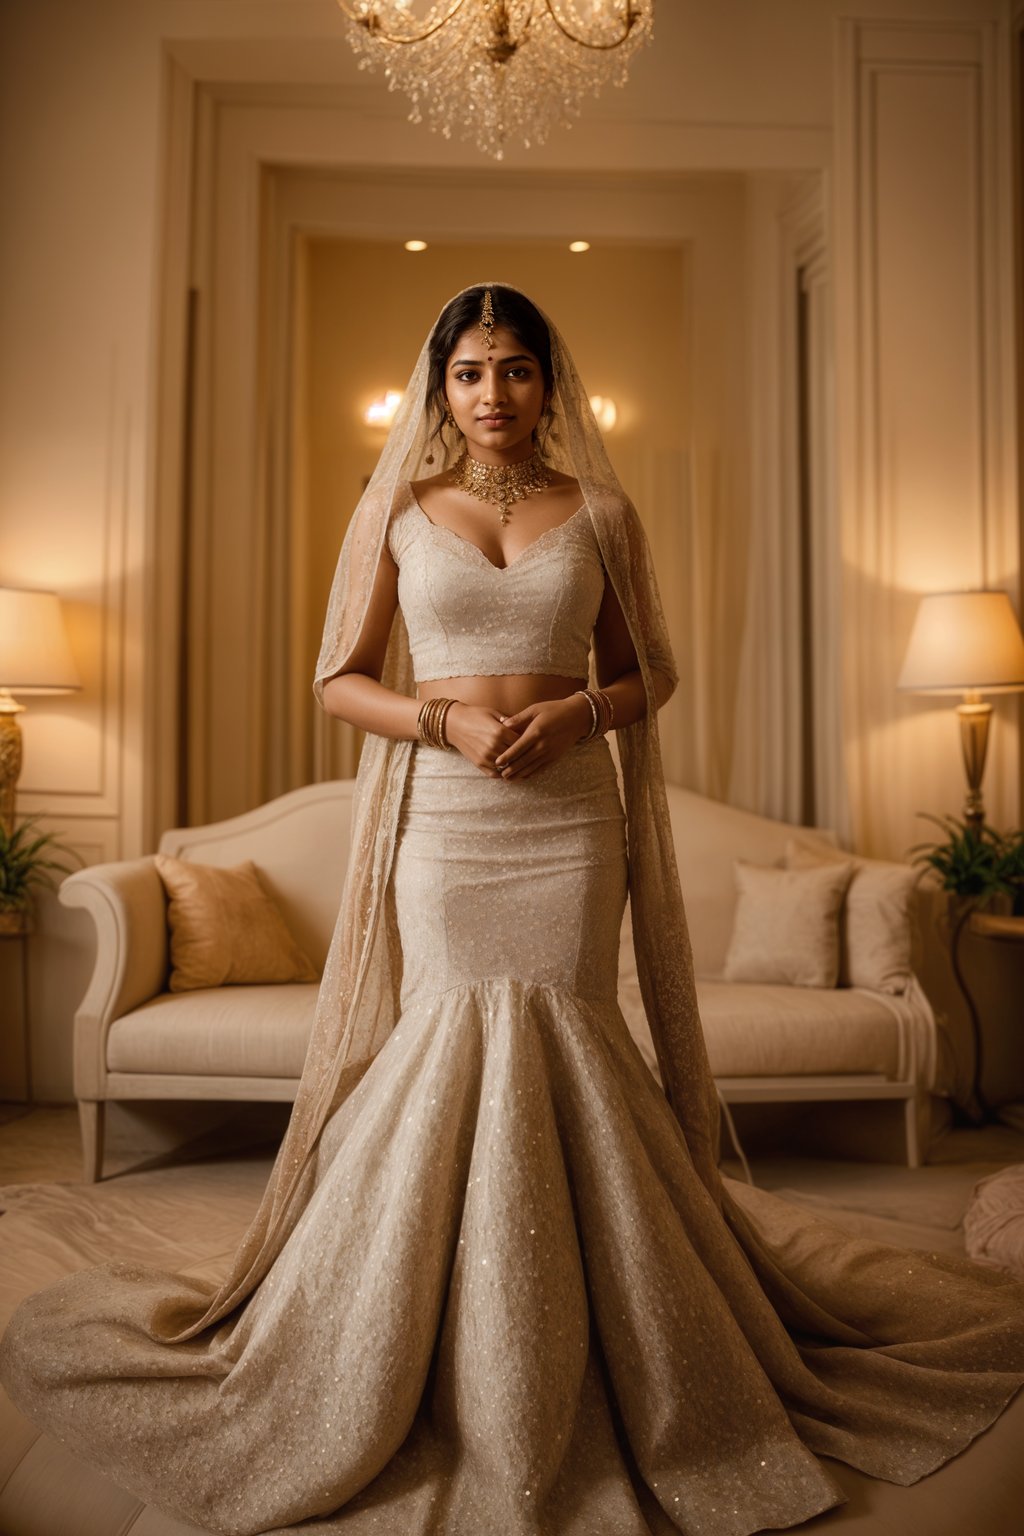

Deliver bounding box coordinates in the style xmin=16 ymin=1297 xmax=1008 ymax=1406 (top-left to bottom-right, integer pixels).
xmin=0 ymin=906 xmax=30 ymax=936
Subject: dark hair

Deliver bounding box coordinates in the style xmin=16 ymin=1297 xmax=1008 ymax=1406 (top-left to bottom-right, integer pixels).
xmin=425 ymin=285 xmax=555 ymax=459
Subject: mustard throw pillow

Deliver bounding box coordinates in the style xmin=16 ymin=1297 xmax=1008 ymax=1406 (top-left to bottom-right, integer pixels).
xmin=723 ymin=859 xmax=854 ymax=989
xmin=785 ymin=836 xmax=918 ymax=995
xmin=154 ymin=854 xmax=319 ymax=993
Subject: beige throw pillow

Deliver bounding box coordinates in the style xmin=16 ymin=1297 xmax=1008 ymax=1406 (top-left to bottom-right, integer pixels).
xmin=723 ymin=859 xmax=854 ymax=989
xmin=155 ymin=854 xmax=319 ymax=993
xmin=785 ymin=837 xmax=917 ymax=995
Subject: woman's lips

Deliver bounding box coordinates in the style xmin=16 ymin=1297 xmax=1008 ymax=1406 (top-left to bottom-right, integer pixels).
xmin=479 ymin=414 xmax=513 ymax=425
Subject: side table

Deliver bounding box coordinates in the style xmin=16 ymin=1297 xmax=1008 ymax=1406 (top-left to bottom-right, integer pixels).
xmin=954 ymin=911 xmax=1024 ymax=1120
xmin=0 ymin=921 xmax=32 ymax=1105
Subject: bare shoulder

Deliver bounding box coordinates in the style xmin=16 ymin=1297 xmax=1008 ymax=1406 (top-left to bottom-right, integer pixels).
xmin=408 ymin=470 xmax=453 ymax=514
xmin=546 ymin=469 xmax=583 ymax=504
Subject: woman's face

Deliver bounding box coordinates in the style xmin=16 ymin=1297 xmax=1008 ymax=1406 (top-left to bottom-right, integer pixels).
xmin=444 ymin=324 xmax=548 ymax=463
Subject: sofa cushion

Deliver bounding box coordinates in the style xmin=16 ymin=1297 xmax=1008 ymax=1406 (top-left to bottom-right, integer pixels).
xmin=155 ymin=855 xmax=319 ymax=993
xmin=722 ymin=859 xmax=854 ymax=988
xmin=106 ymin=984 xmax=318 ymax=1079
xmin=659 ymin=785 xmax=840 ymax=978
xmin=785 ymin=837 xmax=918 ymax=995
xmin=696 ymin=980 xmax=901 ymax=1078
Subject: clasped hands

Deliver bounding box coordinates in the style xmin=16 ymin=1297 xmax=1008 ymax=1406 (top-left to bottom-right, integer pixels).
xmin=444 ymin=696 xmax=594 ymax=780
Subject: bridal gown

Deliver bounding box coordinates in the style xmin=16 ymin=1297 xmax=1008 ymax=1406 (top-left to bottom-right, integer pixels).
xmin=3 ymin=484 xmax=1024 ymax=1536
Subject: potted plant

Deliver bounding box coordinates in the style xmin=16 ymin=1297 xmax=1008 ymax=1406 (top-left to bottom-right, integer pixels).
xmin=0 ymin=815 xmax=83 ymax=935
xmin=908 ymin=813 xmax=1018 ymax=910
xmin=991 ymin=827 xmax=1024 ymax=918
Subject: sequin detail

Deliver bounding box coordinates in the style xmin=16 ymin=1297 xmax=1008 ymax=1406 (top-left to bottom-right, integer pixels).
xmin=3 ymin=746 xmax=1024 ymax=1535
xmin=388 ymin=481 xmax=605 ymax=682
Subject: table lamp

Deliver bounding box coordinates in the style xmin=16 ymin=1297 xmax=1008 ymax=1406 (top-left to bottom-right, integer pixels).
xmin=897 ymin=590 xmax=1024 ymax=826
xmin=0 ymin=587 xmax=81 ymax=836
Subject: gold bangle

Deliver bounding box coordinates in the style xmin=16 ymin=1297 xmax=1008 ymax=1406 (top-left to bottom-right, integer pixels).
xmin=575 ymin=689 xmax=599 ymax=741
xmin=437 ymin=698 xmax=456 ymax=748
xmin=417 ymin=696 xmax=456 ymax=750
xmin=595 ymin=687 xmax=614 ymax=733
xmin=417 ymin=698 xmax=438 ymax=747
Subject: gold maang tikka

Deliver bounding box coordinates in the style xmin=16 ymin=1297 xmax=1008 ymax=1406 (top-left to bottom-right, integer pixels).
xmin=477 ymin=288 xmax=496 ymax=350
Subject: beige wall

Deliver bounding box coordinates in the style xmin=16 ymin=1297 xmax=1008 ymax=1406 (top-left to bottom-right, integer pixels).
xmin=0 ymin=0 xmax=1017 ymax=1101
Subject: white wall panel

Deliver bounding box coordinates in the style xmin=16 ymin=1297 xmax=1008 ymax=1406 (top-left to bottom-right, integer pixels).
xmin=835 ymin=16 xmax=1018 ymax=859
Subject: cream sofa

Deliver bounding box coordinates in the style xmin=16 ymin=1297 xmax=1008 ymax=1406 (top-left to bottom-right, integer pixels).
xmin=60 ymin=779 xmax=935 ymax=1181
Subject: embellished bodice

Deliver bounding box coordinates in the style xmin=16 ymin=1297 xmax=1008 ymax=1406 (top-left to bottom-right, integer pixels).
xmin=386 ymin=481 xmax=606 ymax=683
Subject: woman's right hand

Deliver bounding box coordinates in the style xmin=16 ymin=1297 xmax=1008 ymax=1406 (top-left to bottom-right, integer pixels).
xmin=443 ymin=703 xmax=522 ymax=777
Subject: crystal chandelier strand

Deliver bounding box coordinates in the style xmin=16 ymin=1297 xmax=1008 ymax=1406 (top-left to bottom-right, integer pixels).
xmin=544 ymin=0 xmax=642 ymax=51
xmin=335 ymin=0 xmax=654 ymax=160
xmin=337 ymin=0 xmax=471 ymax=47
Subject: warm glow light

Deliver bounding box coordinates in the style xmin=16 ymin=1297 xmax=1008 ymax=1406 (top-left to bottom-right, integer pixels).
xmin=364 ymin=390 xmax=404 ymax=428
xmin=898 ymin=591 xmax=1024 ymax=695
xmin=589 ymin=395 xmax=617 ymax=432
xmin=0 ymin=587 xmax=80 ymax=694
xmin=569 ymin=240 xmax=591 ymax=253
xmin=404 ymin=239 xmax=428 ymax=252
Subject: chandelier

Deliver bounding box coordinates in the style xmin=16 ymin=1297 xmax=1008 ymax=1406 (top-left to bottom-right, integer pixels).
xmin=336 ymin=1 xmax=654 ymax=160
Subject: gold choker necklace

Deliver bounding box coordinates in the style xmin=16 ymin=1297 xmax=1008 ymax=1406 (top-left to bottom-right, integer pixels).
xmin=450 ymin=451 xmax=553 ymax=526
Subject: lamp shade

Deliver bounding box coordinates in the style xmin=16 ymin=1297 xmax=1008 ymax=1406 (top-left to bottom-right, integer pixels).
xmin=898 ymin=590 xmax=1024 ymax=696
xmin=0 ymin=587 xmax=81 ymax=694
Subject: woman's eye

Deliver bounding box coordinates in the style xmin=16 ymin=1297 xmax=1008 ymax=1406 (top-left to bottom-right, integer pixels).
xmin=455 ymin=370 xmax=479 ymax=383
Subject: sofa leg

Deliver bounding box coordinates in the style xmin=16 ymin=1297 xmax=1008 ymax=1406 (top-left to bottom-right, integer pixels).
xmin=79 ymin=1100 xmax=105 ymax=1183
xmin=904 ymin=1092 xmax=928 ymax=1169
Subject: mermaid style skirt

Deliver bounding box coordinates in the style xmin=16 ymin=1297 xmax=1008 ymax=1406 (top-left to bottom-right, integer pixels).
xmin=3 ymin=736 xmax=1024 ymax=1536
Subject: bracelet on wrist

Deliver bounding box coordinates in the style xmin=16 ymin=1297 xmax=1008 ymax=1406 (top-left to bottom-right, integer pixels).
xmin=573 ymin=688 xmax=613 ymax=742
xmin=595 ymin=687 xmax=614 ymax=733
xmin=417 ymin=697 xmax=457 ymax=750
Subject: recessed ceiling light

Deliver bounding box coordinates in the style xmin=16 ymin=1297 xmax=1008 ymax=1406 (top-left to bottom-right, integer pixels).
xmin=404 ymin=239 xmax=428 ymax=252
xmin=569 ymin=240 xmax=591 ymax=253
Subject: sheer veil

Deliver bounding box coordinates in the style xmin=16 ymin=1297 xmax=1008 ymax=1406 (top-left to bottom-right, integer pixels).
xmin=153 ymin=282 xmax=722 ymax=1343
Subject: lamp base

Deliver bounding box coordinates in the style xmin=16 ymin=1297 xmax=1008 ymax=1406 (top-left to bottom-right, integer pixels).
xmin=0 ymin=703 xmax=24 ymax=835
xmin=0 ymin=695 xmax=24 ymax=839
xmin=956 ymin=695 xmax=992 ymax=828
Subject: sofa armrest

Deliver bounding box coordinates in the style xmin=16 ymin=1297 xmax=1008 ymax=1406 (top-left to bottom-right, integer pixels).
xmin=59 ymin=859 xmax=168 ymax=1099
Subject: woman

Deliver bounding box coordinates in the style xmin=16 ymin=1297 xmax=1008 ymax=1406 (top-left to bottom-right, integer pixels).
xmin=2 ymin=283 xmax=1024 ymax=1536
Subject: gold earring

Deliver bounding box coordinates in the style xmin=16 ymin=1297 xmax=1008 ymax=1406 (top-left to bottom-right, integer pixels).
xmin=444 ymin=401 xmax=455 ymax=427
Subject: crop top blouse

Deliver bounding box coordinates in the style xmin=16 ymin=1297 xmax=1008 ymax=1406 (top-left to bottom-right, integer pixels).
xmin=386 ymin=481 xmax=606 ymax=683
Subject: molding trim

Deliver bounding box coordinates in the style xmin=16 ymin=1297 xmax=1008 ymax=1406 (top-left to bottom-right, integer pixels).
xmin=18 ymin=350 xmax=129 ymax=818
xmin=834 ymin=15 xmax=1018 ymax=851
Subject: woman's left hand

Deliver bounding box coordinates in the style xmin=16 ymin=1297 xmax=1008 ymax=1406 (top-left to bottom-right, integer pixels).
xmin=493 ymin=695 xmax=594 ymax=780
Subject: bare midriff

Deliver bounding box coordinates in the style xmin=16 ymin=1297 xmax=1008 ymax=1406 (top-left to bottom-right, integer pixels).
xmin=416 ymin=674 xmax=587 ymax=714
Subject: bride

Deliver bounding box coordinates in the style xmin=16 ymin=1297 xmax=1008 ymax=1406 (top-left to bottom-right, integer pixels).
xmin=2 ymin=282 xmax=1023 ymax=1536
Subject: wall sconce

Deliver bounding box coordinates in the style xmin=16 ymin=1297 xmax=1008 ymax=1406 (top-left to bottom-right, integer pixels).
xmin=364 ymin=390 xmax=404 ymax=428
xmin=898 ymin=589 xmax=1024 ymax=826
xmin=589 ymin=395 xmax=618 ymax=432
xmin=0 ymin=587 xmax=81 ymax=835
